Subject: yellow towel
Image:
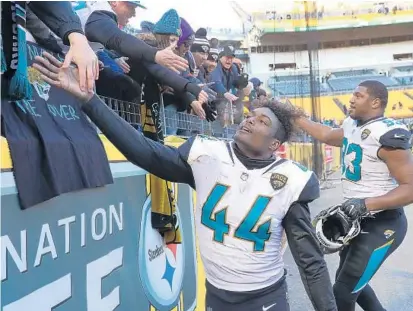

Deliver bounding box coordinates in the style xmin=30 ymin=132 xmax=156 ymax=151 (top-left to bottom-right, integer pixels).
xmin=141 ymin=100 xmax=182 ymax=242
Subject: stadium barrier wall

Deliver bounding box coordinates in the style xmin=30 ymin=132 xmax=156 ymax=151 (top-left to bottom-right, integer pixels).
xmin=1 ymin=138 xmax=198 ymax=311
xmin=1 ymin=135 xmax=340 ymax=311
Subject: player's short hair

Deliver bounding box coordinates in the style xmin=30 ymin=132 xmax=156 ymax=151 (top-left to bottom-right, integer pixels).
xmin=258 ymin=99 xmax=306 ymax=143
xmin=359 ymin=80 xmax=388 ymax=107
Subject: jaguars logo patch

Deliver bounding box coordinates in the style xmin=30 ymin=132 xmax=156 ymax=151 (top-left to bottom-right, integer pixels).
xmin=361 ymin=129 xmax=371 ymax=140
xmin=384 ymin=229 xmax=395 ymax=239
xmin=270 ymin=173 xmax=288 ymax=190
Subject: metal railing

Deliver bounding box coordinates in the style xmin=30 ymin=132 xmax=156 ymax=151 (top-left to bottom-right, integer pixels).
xmin=98 ymin=95 xmax=313 ymax=142
xmin=99 ymin=96 xmax=239 ymax=140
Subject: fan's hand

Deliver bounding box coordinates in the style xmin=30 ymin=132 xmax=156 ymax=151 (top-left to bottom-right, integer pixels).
xmin=190 ymin=101 xmax=206 ymax=120
xmin=65 ymin=33 xmax=99 ymax=92
xmin=155 ymin=46 xmax=188 ymax=73
xmin=33 ymin=52 xmax=94 ymax=103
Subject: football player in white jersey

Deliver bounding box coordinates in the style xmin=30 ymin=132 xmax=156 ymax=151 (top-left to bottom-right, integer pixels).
xmin=34 ymin=52 xmax=338 ymax=311
xmin=295 ymin=80 xmax=413 ymax=311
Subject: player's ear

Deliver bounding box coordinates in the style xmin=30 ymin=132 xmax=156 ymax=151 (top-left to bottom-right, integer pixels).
xmin=269 ymin=139 xmax=281 ymax=152
xmin=371 ymin=97 xmax=381 ymax=110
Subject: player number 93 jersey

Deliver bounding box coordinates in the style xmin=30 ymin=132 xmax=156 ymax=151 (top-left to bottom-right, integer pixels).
xmin=341 ymin=117 xmax=412 ymax=200
xmin=186 ymin=136 xmax=316 ymax=292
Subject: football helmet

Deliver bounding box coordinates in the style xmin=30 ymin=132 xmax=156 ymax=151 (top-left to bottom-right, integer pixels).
xmin=313 ymin=205 xmax=361 ymax=254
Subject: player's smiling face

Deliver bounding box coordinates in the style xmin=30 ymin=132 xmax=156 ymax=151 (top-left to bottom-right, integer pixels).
xmin=234 ymin=107 xmax=281 ymax=158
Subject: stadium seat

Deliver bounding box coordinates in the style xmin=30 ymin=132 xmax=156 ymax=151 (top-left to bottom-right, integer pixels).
xmin=395 ymin=76 xmax=413 ymax=86
xmin=269 ymin=80 xmax=329 ymax=95
xmin=288 ymin=96 xmax=347 ymax=121
xmin=393 ymin=65 xmax=413 ymax=73
xmin=328 ymin=75 xmax=399 ymax=92
xmin=385 ymin=90 xmax=413 ymax=118
xmin=332 ymin=69 xmax=375 ymax=78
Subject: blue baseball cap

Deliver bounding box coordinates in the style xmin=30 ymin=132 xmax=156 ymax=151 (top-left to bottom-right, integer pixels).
xmin=126 ymin=1 xmax=146 ymax=9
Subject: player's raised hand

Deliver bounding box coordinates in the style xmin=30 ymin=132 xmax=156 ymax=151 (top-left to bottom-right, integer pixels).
xmin=155 ymin=46 xmax=188 ymax=73
xmin=33 ymin=52 xmax=94 ymax=103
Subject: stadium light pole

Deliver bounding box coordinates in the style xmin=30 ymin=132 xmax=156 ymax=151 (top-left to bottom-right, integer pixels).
xmin=303 ymin=1 xmax=323 ymax=178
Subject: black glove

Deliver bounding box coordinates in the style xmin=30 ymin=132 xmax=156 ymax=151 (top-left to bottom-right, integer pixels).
xmin=202 ymin=102 xmax=217 ymax=122
xmin=340 ymin=198 xmax=369 ymax=221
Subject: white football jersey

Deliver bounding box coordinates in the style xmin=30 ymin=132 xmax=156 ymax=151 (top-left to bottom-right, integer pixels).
xmin=341 ymin=116 xmax=412 ymax=200
xmin=187 ymin=136 xmax=317 ymax=292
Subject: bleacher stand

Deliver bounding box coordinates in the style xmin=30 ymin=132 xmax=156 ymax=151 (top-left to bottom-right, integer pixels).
xmin=328 ymin=74 xmax=399 ymax=92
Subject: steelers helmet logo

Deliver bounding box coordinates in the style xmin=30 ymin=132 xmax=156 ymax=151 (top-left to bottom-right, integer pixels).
xmin=361 ymin=129 xmax=371 ymax=140
xmin=138 ymin=195 xmax=185 ymax=309
xmin=270 ymin=173 xmax=288 ymax=190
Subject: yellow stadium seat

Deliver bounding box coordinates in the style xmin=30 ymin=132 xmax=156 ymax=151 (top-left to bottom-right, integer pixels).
xmin=319 ymin=96 xmax=347 ymax=121
xmin=288 ymin=89 xmax=413 ymax=121
xmin=385 ymin=90 xmax=413 ymax=118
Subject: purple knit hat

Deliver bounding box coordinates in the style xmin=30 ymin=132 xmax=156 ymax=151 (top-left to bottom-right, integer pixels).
xmin=178 ymin=18 xmax=195 ymax=47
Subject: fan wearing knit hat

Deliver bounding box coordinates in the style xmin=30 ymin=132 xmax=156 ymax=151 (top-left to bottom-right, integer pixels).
xmin=208 ymin=37 xmax=220 ymax=63
xmin=190 ymin=28 xmax=210 ymax=69
xmin=203 ymin=37 xmax=219 ymax=78
xmin=152 ymin=9 xmax=181 ymax=50
xmin=176 ymin=18 xmax=195 ymax=57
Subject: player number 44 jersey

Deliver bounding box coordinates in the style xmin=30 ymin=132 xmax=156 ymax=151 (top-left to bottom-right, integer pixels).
xmin=341 ymin=117 xmax=412 ymax=199
xmin=186 ymin=136 xmax=317 ymax=292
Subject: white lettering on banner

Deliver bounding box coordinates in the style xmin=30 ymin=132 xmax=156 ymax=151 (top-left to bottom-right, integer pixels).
xmin=91 ymin=208 xmax=107 ymax=241
xmin=34 ymin=224 xmax=58 ymax=267
xmin=3 ymin=274 xmax=72 ymax=311
xmin=1 ymin=231 xmax=27 ymax=281
xmin=87 ymin=247 xmax=123 ymax=311
xmin=81 ymin=212 xmax=86 ymax=247
xmin=58 ymin=216 xmax=76 ymax=254
xmin=109 ymin=203 xmax=123 ymax=234
xmin=1 ymin=203 xmax=123 ymax=280
xmin=3 ymin=248 xmax=124 ymax=310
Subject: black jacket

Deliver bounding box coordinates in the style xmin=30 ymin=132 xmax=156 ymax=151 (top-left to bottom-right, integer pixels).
xmin=85 ymin=10 xmax=201 ymax=99
xmin=28 ymin=1 xmax=84 ymax=45
xmin=82 ymin=95 xmax=338 ymax=311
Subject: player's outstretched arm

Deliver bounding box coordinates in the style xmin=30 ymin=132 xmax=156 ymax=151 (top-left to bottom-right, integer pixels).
xmin=283 ymin=203 xmax=338 ymax=311
xmin=295 ymin=117 xmax=344 ymax=147
xmin=33 ymin=52 xmax=195 ymax=187
xmin=366 ymin=146 xmax=413 ymax=211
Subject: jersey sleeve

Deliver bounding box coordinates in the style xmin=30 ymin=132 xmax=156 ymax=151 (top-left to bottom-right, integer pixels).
xmin=341 ymin=117 xmax=355 ymax=131
xmin=371 ymin=119 xmax=412 ymax=150
xmin=297 ymin=173 xmax=320 ymax=203
xmin=186 ymin=135 xmax=221 ymax=165
xmin=287 ymin=162 xmax=320 ymax=204
xmin=379 ymin=128 xmax=412 ymax=150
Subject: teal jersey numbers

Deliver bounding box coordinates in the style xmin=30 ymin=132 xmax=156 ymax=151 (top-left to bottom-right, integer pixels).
xmin=342 ymin=137 xmax=363 ymax=182
xmin=201 ymin=183 xmax=272 ymax=251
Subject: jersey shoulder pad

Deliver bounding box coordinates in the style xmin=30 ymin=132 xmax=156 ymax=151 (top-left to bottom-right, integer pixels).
xmin=369 ymin=119 xmax=412 ymax=150
xmin=281 ymin=161 xmax=320 ymax=203
xmin=297 ymin=172 xmax=320 ymax=203
xmin=291 ymin=161 xmax=310 ymax=172
xmin=341 ymin=117 xmax=356 ymax=131
xmin=187 ymin=135 xmax=226 ymax=164
xmin=379 ymin=127 xmax=412 ymax=150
